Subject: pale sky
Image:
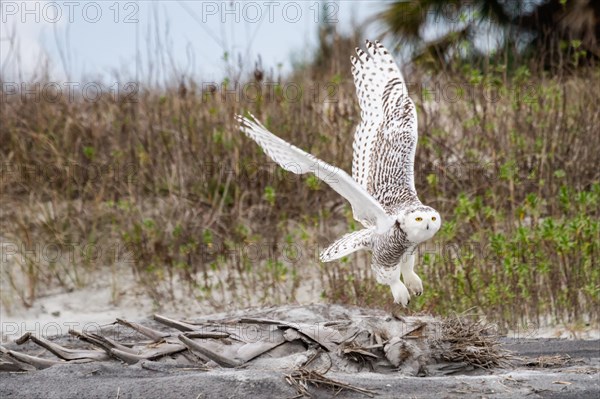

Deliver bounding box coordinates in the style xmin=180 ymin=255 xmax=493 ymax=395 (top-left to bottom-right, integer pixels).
xmin=0 ymin=1 xmax=389 ymax=84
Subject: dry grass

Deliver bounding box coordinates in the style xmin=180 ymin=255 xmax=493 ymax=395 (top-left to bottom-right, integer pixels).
xmin=524 ymin=354 xmax=575 ymax=369
xmin=285 ymin=367 xmax=377 ymax=398
xmin=434 ymin=315 xmax=513 ymax=369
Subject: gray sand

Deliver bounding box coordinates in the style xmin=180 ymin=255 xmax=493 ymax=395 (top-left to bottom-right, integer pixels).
xmin=1 ymin=353 xmax=598 ymax=399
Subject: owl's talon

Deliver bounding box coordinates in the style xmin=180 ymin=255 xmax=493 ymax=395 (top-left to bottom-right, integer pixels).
xmin=403 ymin=271 xmax=423 ymax=297
xmin=390 ymin=281 xmax=410 ymax=307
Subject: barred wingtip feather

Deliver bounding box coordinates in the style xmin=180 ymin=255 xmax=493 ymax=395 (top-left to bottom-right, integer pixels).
xmin=319 ymin=228 xmax=374 ymax=262
xmin=350 ymin=40 xmax=418 ymax=211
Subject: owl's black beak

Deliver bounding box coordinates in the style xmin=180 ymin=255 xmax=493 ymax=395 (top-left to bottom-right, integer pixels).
xmin=426 ymin=224 xmax=429 ymax=230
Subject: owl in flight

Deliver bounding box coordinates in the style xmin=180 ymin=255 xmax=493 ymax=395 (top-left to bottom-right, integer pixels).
xmin=237 ymin=40 xmax=441 ymax=306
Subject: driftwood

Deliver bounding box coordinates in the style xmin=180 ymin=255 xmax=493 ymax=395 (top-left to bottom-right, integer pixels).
xmin=1 ymin=304 xmax=514 ymax=396
xmin=15 ymin=332 xmax=109 ymax=361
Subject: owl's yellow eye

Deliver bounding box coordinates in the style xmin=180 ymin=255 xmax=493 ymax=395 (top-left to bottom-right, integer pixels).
xmin=432 ymin=217 xmax=437 ymax=221
xmin=415 ymin=217 xmax=423 ymax=222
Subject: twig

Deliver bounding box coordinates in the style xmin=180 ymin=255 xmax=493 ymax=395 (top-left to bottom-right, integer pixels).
xmin=284 ymin=368 xmax=376 ymax=398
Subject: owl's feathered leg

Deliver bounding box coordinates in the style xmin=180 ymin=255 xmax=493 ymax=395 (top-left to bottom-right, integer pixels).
xmin=400 ymin=252 xmax=423 ymax=296
xmin=319 ymin=228 xmax=374 ymax=262
xmin=372 ymin=266 xmax=410 ymax=306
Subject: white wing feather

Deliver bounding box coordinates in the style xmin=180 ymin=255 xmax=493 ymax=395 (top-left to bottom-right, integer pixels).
xmin=237 ymin=114 xmax=394 ymax=232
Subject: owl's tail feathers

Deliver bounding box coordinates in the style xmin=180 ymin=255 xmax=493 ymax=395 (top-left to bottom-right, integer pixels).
xmin=319 ymin=228 xmax=374 ymax=262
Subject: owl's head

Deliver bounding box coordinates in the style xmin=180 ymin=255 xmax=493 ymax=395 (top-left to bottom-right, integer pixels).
xmin=398 ymin=206 xmax=441 ymax=243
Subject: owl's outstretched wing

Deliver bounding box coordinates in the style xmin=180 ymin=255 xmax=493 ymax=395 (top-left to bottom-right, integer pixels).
xmin=351 ymin=40 xmax=420 ymax=212
xmin=237 ymin=114 xmax=395 ymax=232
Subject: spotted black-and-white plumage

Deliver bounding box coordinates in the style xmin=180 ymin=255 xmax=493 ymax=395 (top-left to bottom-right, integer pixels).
xmin=237 ymin=40 xmax=441 ymax=306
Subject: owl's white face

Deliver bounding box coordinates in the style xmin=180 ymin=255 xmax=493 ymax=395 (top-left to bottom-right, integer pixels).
xmin=398 ymin=207 xmax=441 ymax=244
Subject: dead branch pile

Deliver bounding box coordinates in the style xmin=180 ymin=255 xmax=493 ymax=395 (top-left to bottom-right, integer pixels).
xmin=433 ymin=315 xmax=513 ymax=370
xmin=1 ymin=305 xmax=513 ymax=396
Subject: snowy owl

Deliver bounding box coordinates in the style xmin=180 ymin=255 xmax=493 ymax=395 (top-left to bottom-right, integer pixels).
xmin=236 ymin=40 xmax=441 ymax=306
